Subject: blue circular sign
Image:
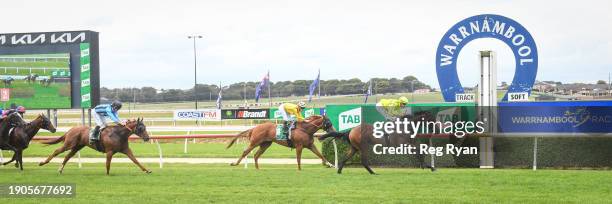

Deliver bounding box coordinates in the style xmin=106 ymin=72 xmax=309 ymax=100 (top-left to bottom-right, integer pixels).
xmin=436 ymin=14 xmax=538 ymax=102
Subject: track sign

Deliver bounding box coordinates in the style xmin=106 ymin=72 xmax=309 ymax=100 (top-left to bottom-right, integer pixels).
xmin=0 ymin=88 xmax=9 ymax=101
xmin=339 ymin=107 xmax=361 ymax=131
xmin=508 ymin=92 xmax=529 ymax=102
xmin=455 ymin=93 xmax=475 ymax=103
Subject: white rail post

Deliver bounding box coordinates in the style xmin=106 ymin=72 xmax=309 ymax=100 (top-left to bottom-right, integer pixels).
xmin=0 ymin=150 xmax=4 ymax=167
xmin=184 ymin=138 xmax=188 ymax=154
xmin=332 ymin=139 xmax=338 ymax=169
xmin=430 ymin=136 xmax=435 ymax=168
xmin=532 ymin=137 xmax=538 ymax=171
xmin=77 ymin=151 xmax=82 ymax=168
xmin=155 ymin=139 xmax=163 ymax=168
xmin=478 ymin=50 xmax=497 ymax=169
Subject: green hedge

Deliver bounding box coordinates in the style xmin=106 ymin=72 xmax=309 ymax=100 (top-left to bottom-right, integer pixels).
xmin=495 ymin=137 xmax=612 ymax=168
xmin=322 ymin=136 xmax=612 ymax=168
xmin=321 ymin=136 xmax=480 ymax=168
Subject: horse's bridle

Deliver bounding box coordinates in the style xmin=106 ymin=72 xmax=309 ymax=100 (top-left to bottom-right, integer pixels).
xmin=123 ymin=122 xmax=137 ymax=134
xmin=300 ymin=116 xmax=332 ymax=132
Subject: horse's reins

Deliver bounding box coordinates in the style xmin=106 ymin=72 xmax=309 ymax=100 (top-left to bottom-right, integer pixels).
xmin=124 ymin=124 xmax=134 ymax=133
xmin=297 ymin=116 xmax=327 ymax=131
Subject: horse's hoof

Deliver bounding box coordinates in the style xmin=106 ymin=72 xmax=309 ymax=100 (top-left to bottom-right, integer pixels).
xmin=38 ymin=162 xmax=45 ymax=166
xmin=145 ymin=170 xmax=152 ymax=174
xmin=430 ymin=168 xmax=437 ymax=172
xmin=230 ymin=163 xmax=237 ymax=166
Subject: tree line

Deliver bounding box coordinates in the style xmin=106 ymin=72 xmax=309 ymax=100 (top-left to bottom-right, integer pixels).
xmin=100 ymin=75 xmax=431 ymax=103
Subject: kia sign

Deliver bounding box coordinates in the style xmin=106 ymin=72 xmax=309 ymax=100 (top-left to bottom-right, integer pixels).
xmin=222 ymin=109 xmax=270 ymax=119
xmin=173 ymin=109 xmax=221 ymax=121
xmin=0 ymin=31 xmax=90 ymax=46
xmin=0 ymin=30 xmax=101 ymax=108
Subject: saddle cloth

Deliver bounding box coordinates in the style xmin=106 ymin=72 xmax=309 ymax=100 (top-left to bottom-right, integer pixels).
xmin=89 ymin=127 xmax=106 ymax=152
xmin=275 ymin=124 xmax=289 ymax=141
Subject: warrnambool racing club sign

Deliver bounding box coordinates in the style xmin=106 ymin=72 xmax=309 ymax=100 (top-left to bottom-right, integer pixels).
xmin=436 ymin=14 xmax=538 ymax=102
xmin=173 ymin=109 xmax=221 ymax=121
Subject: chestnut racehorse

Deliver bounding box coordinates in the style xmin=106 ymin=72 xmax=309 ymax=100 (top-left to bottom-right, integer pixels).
xmin=39 ymin=118 xmax=151 ymax=175
xmin=227 ymin=115 xmax=335 ymax=170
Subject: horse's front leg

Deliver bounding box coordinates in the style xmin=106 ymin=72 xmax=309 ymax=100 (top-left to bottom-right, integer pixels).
xmin=105 ymin=151 xmax=115 ymax=175
xmin=2 ymin=151 xmax=16 ymax=166
xmin=123 ymin=148 xmax=151 ymax=174
xmin=16 ymin=150 xmax=24 ymax=170
xmin=307 ymin=144 xmax=334 ymax=168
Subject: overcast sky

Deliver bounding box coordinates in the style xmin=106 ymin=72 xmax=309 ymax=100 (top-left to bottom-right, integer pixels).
xmin=3 ymin=0 xmax=611 ymax=89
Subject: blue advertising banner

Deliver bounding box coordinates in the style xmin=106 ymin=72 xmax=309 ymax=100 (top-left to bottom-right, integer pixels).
xmin=498 ymin=101 xmax=612 ymax=133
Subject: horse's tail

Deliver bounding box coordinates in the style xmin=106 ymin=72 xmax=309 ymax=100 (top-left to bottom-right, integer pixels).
xmin=41 ymin=135 xmax=65 ymax=145
xmin=226 ymin=129 xmax=252 ymax=149
xmin=318 ymin=131 xmax=349 ymax=143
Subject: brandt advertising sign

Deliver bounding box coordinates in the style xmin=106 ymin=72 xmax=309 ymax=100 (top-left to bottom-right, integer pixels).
xmin=174 ymin=109 xmax=221 ymax=121
xmin=222 ymin=109 xmax=270 ymax=119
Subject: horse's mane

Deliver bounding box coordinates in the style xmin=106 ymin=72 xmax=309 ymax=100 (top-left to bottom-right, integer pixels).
xmin=304 ymin=115 xmax=323 ymax=122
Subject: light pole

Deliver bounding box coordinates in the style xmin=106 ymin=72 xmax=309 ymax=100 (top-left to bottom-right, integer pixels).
xmin=410 ymin=80 xmax=415 ymax=102
xmin=188 ymin=35 xmax=203 ymax=110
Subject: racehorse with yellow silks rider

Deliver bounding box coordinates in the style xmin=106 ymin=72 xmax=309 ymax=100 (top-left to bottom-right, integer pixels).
xmin=227 ymin=101 xmax=337 ymax=170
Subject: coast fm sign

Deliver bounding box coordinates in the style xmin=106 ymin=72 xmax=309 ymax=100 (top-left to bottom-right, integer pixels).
xmin=173 ymin=109 xmax=221 ymax=121
xmin=436 ymin=14 xmax=538 ymax=102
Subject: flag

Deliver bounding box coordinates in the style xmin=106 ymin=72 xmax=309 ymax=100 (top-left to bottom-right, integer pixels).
xmin=216 ymin=86 xmax=223 ymax=109
xmin=364 ymin=79 xmax=372 ymax=103
xmin=255 ymin=71 xmax=270 ymax=102
xmin=308 ymin=70 xmax=320 ymax=102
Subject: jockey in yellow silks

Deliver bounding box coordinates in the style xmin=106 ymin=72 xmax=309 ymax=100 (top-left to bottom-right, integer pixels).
xmin=278 ymin=101 xmax=306 ymax=140
xmin=376 ymin=96 xmax=411 ymax=120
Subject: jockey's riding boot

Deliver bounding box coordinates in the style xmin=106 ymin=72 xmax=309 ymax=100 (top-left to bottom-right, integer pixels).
xmin=282 ymin=121 xmax=289 ymax=135
xmin=283 ymin=121 xmax=294 ymax=148
xmin=92 ymin=126 xmax=101 ymax=141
